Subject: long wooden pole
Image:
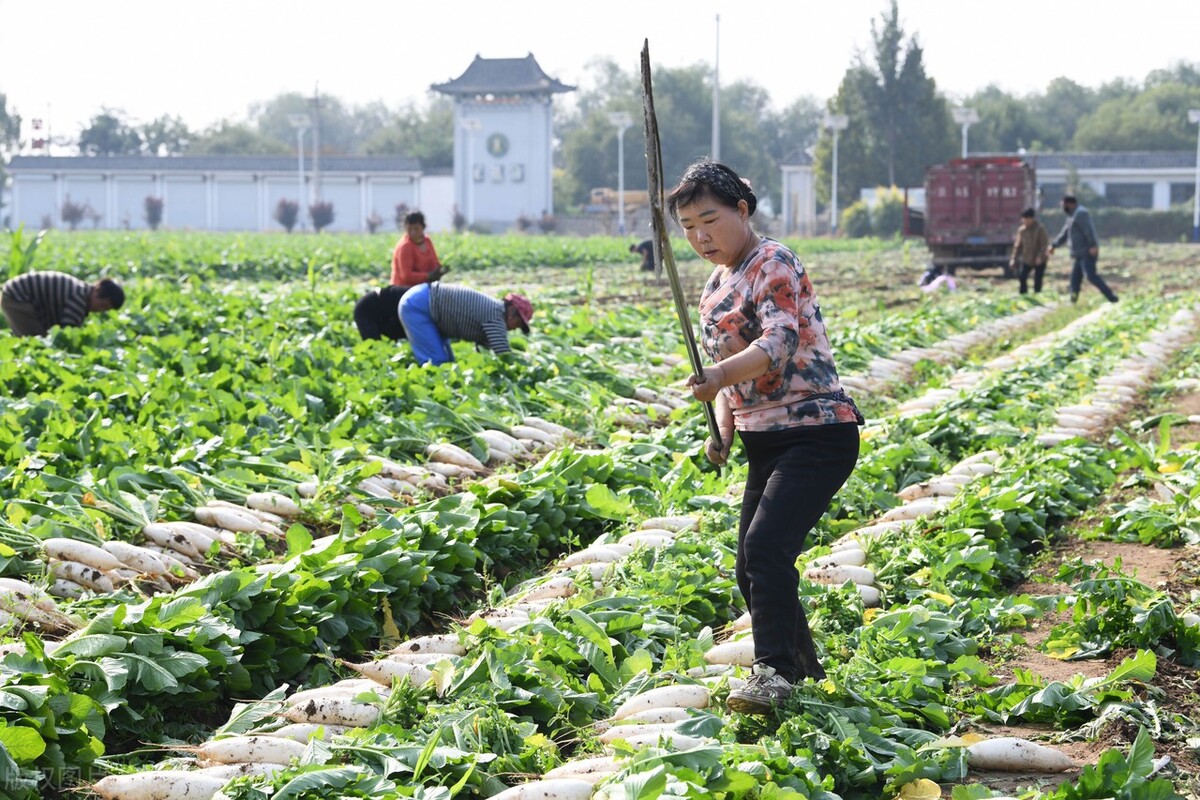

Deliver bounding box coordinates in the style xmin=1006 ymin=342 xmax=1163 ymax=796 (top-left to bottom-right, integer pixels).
xmin=640 ymin=41 xmax=723 ymax=454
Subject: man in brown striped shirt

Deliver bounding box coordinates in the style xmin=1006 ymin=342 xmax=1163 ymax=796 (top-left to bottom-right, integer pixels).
xmin=1 ymin=271 xmax=124 ymax=337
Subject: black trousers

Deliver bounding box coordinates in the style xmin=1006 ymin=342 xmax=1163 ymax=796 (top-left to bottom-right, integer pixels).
xmin=736 ymin=422 xmax=860 ymax=683
xmin=1017 ymin=261 xmax=1046 ymax=294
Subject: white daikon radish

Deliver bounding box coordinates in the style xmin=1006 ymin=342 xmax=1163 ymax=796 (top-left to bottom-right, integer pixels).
xmin=704 ymin=637 xmax=755 ymax=666
xmin=374 ymin=476 xmax=420 ymax=495
xmin=510 ymin=424 xmax=559 ymax=445
xmin=804 ymin=564 xmax=876 ymax=587
xmin=544 ymin=755 xmax=624 ymax=780
xmin=357 ymin=477 xmax=395 ymax=499
xmin=196 ymin=762 xmax=284 ymax=780
xmin=475 ymin=614 xmax=530 ymax=632
xmin=282 ymin=695 xmax=381 ymax=727
xmin=489 ymin=778 xmax=596 ymax=800
xmin=810 ymin=548 xmax=866 ymax=568
xmin=0 ymin=586 xmax=76 ymax=630
xmin=516 ymin=575 xmax=578 ymax=602
xmin=0 ymin=578 xmax=58 ymax=612
xmin=263 ymin=722 xmax=351 ymax=743
xmin=246 ymin=492 xmax=302 ymax=518
xmin=611 ymin=732 xmax=705 ymax=751
xmin=1054 ymin=427 xmax=1094 ymax=439
xmin=386 ymin=651 xmax=451 ymax=666
xmin=195 ymin=734 xmax=306 ymax=765
xmin=206 ymin=499 xmax=286 ymax=525
xmin=142 ymin=523 xmax=210 ymax=560
xmin=345 ymin=658 xmax=435 ymax=687
xmin=91 ymin=771 xmax=226 ymax=800
xmin=391 ymin=633 xmax=467 ymax=656
xmin=284 ymin=680 xmax=382 ymax=708
xmin=1180 ymin=613 xmax=1199 ymax=628
xmin=468 ymin=606 xmax=529 ymax=623
xmin=423 ymin=462 xmax=476 ymax=479
xmin=195 ymin=505 xmax=276 ymax=534
xmin=966 ymin=737 xmax=1077 ymax=772
xmin=296 ymin=481 xmax=319 ymax=498
xmin=615 ymin=706 xmax=695 ymax=725
xmin=858 ymin=585 xmax=881 ymax=607
xmin=878 ymin=497 xmax=948 ymax=523
xmin=611 ymin=685 xmax=709 ymax=720
xmin=957 ymin=450 xmax=999 ymax=466
xmin=598 ymin=721 xmax=680 ymax=744
xmin=1037 ymin=433 xmax=1074 ymax=447
xmin=43 ymin=538 xmax=125 ymax=572
xmin=487 ymin=448 xmax=516 ymax=464
xmin=729 ymin=611 xmax=752 ymax=631
xmin=48 ymin=578 xmax=87 ymax=600
xmin=949 ymin=462 xmax=995 ymax=477
xmin=522 ymin=416 xmax=577 ymax=440
xmin=50 ymin=560 xmax=114 ymax=593
xmin=558 ymin=547 xmax=625 ymax=569
xmin=618 ymin=531 xmax=674 ymax=548
xmin=366 ymin=455 xmax=423 ymax=481
xmin=102 ymin=541 xmax=170 ymax=576
xmin=426 ymin=443 xmax=487 ymax=472
xmin=479 ymin=429 xmax=528 ymax=456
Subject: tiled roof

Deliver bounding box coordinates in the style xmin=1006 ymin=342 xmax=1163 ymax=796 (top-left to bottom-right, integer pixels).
xmin=8 ymin=155 xmax=421 ymax=173
xmin=1028 ymin=151 xmax=1195 ymax=170
xmin=432 ymin=53 xmax=574 ymax=96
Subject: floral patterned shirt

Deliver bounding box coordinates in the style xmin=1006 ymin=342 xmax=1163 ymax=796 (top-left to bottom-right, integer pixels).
xmin=698 ymin=237 xmax=861 ymax=431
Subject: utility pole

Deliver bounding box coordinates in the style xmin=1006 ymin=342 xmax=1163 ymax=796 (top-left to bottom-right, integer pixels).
xmin=309 ymin=84 xmax=321 ymax=204
xmin=711 ymin=14 xmax=720 ymax=162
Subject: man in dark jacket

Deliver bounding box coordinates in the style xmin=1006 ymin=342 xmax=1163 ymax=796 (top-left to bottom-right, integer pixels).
xmin=0 ymin=271 xmax=124 ymax=336
xmin=1048 ymin=195 xmax=1117 ymax=303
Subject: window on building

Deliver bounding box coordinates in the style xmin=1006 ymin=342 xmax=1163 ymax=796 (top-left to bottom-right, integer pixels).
xmin=1170 ymin=183 xmax=1196 ymax=206
xmin=1103 ymin=183 xmax=1154 ymax=209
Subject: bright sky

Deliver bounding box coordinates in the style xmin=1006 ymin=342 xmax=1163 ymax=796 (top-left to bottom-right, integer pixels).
xmin=2 ymin=0 xmax=1198 ymax=149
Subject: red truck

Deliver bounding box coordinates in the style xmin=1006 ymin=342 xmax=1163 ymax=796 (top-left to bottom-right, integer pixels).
xmin=907 ymin=156 xmax=1038 ymax=277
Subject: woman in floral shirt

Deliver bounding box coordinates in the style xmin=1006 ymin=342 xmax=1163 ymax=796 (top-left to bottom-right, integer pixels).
xmin=670 ymin=160 xmax=863 ymax=715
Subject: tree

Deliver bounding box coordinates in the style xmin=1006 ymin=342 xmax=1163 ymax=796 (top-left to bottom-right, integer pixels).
xmin=1 ymin=92 xmax=21 ymax=223
xmin=78 ymin=110 xmax=143 ymax=155
xmin=816 ymin=1 xmax=955 ymax=206
xmin=61 ymin=197 xmax=88 ymax=230
xmin=273 ymin=198 xmax=299 ymax=233
xmin=960 ymin=85 xmax=1048 ymax=153
xmin=1072 ymin=82 xmax=1200 ymax=151
xmin=190 ymin=121 xmax=290 ymax=155
xmin=144 ymin=196 xmax=164 ymax=230
xmin=363 ymin=97 xmax=454 ymax=168
xmin=309 ymin=201 xmax=334 ymax=232
xmin=253 ymin=92 xmax=357 ymax=155
xmin=1028 ymin=78 xmax=1096 ymax=151
xmin=141 ymin=115 xmax=192 ymax=155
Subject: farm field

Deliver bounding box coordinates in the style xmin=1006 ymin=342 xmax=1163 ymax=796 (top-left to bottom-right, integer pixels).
xmin=1 ymin=230 xmax=1199 ymax=800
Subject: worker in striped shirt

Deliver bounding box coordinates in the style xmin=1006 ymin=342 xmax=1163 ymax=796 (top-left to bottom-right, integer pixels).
xmin=1 ymin=271 xmax=125 ymax=337
xmin=398 ymin=282 xmax=532 ymax=366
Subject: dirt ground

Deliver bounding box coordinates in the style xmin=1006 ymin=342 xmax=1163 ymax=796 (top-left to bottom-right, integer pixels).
xmin=953 ymin=386 xmax=1200 ymax=798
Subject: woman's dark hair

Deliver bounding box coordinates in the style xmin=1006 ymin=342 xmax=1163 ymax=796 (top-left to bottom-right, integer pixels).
xmin=666 ymin=160 xmax=757 ymax=222
xmin=403 ymin=211 xmax=426 ymax=227
xmin=1020 ymin=207 xmax=1036 ymax=218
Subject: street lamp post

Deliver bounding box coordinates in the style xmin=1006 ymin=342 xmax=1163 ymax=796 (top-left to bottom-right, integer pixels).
xmin=287 ymin=113 xmax=310 ymax=229
xmin=607 ymin=111 xmax=633 ymax=235
xmin=461 ymin=117 xmax=482 ymax=226
xmin=1189 ymin=109 xmax=1200 ymax=243
xmin=823 ymin=113 xmax=848 ymax=236
xmin=952 ymin=107 xmax=979 ymax=159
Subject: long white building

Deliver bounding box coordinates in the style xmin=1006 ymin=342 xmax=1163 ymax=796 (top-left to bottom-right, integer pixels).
xmin=4 ymin=154 xmax=455 ymax=233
